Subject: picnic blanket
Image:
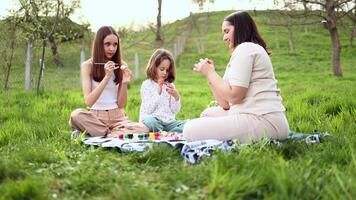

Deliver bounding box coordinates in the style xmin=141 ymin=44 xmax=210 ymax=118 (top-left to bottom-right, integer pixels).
xmin=72 ymin=131 xmax=330 ymax=164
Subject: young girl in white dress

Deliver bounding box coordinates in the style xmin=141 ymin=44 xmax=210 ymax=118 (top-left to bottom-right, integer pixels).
xmin=139 ymin=49 xmax=187 ymax=133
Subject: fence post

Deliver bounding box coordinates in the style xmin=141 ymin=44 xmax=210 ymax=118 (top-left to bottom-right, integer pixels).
xmin=25 ymin=41 xmax=33 ymax=90
xmin=275 ymin=28 xmax=280 ymax=49
xmin=134 ymin=52 xmax=139 ymax=79
xmin=172 ymin=43 xmax=176 ymax=59
xmin=80 ymin=47 xmax=85 ymax=67
xmin=175 ymin=43 xmax=179 ymax=58
xmin=39 ymin=58 xmax=45 ymax=78
xmin=177 ymin=38 xmax=182 ymax=54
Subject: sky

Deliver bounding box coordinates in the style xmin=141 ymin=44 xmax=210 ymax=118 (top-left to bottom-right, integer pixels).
xmin=0 ymin=0 xmax=276 ymax=31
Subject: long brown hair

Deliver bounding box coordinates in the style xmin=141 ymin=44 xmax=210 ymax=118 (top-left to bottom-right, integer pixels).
xmin=92 ymin=26 xmax=122 ymax=84
xmin=146 ymin=49 xmax=176 ymax=83
xmin=224 ymin=11 xmax=269 ymax=54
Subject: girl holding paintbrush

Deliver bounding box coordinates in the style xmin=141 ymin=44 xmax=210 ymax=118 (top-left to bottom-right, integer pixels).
xmin=69 ymin=26 xmax=148 ymax=137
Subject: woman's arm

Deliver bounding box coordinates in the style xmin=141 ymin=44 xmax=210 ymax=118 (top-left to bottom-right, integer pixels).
xmin=208 ymin=81 xmax=230 ymax=109
xmin=207 ymin=71 xmax=247 ymax=105
xmin=82 ymin=61 xmax=111 ymax=108
xmin=194 ymin=60 xmax=247 ymax=106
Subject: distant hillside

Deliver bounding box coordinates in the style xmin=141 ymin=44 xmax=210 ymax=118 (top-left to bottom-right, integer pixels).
xmin=0 ymin=10 xmax=354 ymax=91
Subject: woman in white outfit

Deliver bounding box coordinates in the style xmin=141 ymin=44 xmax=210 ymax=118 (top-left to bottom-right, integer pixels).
xmin=183 ymin=11 xmax=289 ymax=143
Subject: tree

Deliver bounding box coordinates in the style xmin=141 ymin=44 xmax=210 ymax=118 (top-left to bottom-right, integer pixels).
xmin=13 ymin=0 xmax=83 ymax=92
xmin=348 ymin=13 xmax=356 ymax=46
xmin=192 ymin=0 xmax=214 ymax=10
xmin=0 ymin=17 xmax=21 ymax=91
xmin=48 ymin=17 xmax=88 ymax=67
xmin=284 ymin=0 xmax=355 ymax=77
xmin=16 ymin=0 xmax=62 ymax=94
xmin=263 ymin=10 xmax=298 ymax=53
xmin=155 ymin=0 xmax=163 ymax=42
xmin=46 ymin=1 xmax=86 ymax=67
xmin=265 ymin=1 xmax=323 ymax=52
xmin=344 ymin=0 xmax=356 ymax=46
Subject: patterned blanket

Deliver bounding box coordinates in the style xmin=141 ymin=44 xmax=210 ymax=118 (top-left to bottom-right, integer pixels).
xmin=73 ymin=131 xmax=330 ymax=164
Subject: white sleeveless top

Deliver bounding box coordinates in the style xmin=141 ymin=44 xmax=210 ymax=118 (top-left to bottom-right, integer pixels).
xmin=90 ymin=74 xmax=119 ymax=110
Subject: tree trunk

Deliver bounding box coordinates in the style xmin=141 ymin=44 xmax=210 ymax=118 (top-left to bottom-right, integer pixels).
xmin=49 ymin=34 xmax=63 ymax=67
xmin=37 ymin=40 xmax=47 ymax=94
xmin=351 ymin=0 xmax=356 ymax=46
xmin=3 ymin=45 xmax=14 ymax=91
xmin=155 ymin=0 xmax=163 ymax=42
xmin=326 ymin=0 xmax=342 ymax=77
xmin=3 ymin=32 xmax=16 ymax=91
xmin=302 ymin=1 xmax=309 ymax=34
xmin=329 ymin=26 xmax=342 ymax=76
xmin=350 ymin=25 xmax=355 ymax=47
xmin=25 ymin=41 xmax=33 ymax=90
xmin=4 ymin=64 xmax=11 ymax=91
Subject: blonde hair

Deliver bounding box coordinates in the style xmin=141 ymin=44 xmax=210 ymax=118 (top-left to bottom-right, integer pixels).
xmin=145 ymin=49 xmax=176 ymax=83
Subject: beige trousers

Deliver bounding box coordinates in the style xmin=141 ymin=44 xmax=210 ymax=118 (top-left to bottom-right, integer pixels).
xmin=69 ymin=108 xmax=149 ymax=137
xmin=183 ymin=106 xmax=289 ymax=143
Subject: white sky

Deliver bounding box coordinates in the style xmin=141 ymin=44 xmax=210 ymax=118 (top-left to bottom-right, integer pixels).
xmin=0 ymin=0 xmax=276 ymax=31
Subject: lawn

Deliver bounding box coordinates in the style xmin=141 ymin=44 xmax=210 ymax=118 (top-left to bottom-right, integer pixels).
xmin=0 ymin=10 xmax=355 ymax=199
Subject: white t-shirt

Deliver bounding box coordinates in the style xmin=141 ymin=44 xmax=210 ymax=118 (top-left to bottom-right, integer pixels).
xmin=90 ymin=74 xmax=119 ymax=110
xmin=139 ymin=79 xmax=181 ymax=123
xmin=223 ymin=42 xmax=286 ymax=115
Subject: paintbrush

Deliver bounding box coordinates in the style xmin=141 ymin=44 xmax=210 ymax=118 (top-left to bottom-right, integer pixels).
xmin=94 ymin=62 xmax=120 ymax=66
xmin=94 ymin=63 xmax=128 ymax=69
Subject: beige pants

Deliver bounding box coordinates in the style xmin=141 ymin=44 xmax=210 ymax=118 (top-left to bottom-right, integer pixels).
xmin=69 ymin=108 xmax=149 ymax=136
xmin=183 ymin=106 xmax=289 ymax=143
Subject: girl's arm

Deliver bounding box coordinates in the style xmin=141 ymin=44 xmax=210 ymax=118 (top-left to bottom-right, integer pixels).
xmin=117 ymin=67 xmax=131 ymax=108
xmin=82 ymin=61 xmax=111 ymax=108
xmin=117 ymin=83 xmax=128 ymax=108
xmin=140 ymin=80 xmax=161 ymax=115
xmin=166 ymin=83 xmax=181 ymax=113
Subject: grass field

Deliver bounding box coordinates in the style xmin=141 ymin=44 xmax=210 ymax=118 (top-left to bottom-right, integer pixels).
xmin=0 ymin=10 xmax=355 ymax=199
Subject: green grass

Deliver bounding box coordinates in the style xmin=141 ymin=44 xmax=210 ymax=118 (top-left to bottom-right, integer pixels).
xmin=1 ymin=10 xmax=356 ymax=199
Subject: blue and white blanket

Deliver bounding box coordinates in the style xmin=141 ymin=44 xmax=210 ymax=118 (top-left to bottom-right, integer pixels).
xmin=74 ymin=131 xmax=329 ymax=164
